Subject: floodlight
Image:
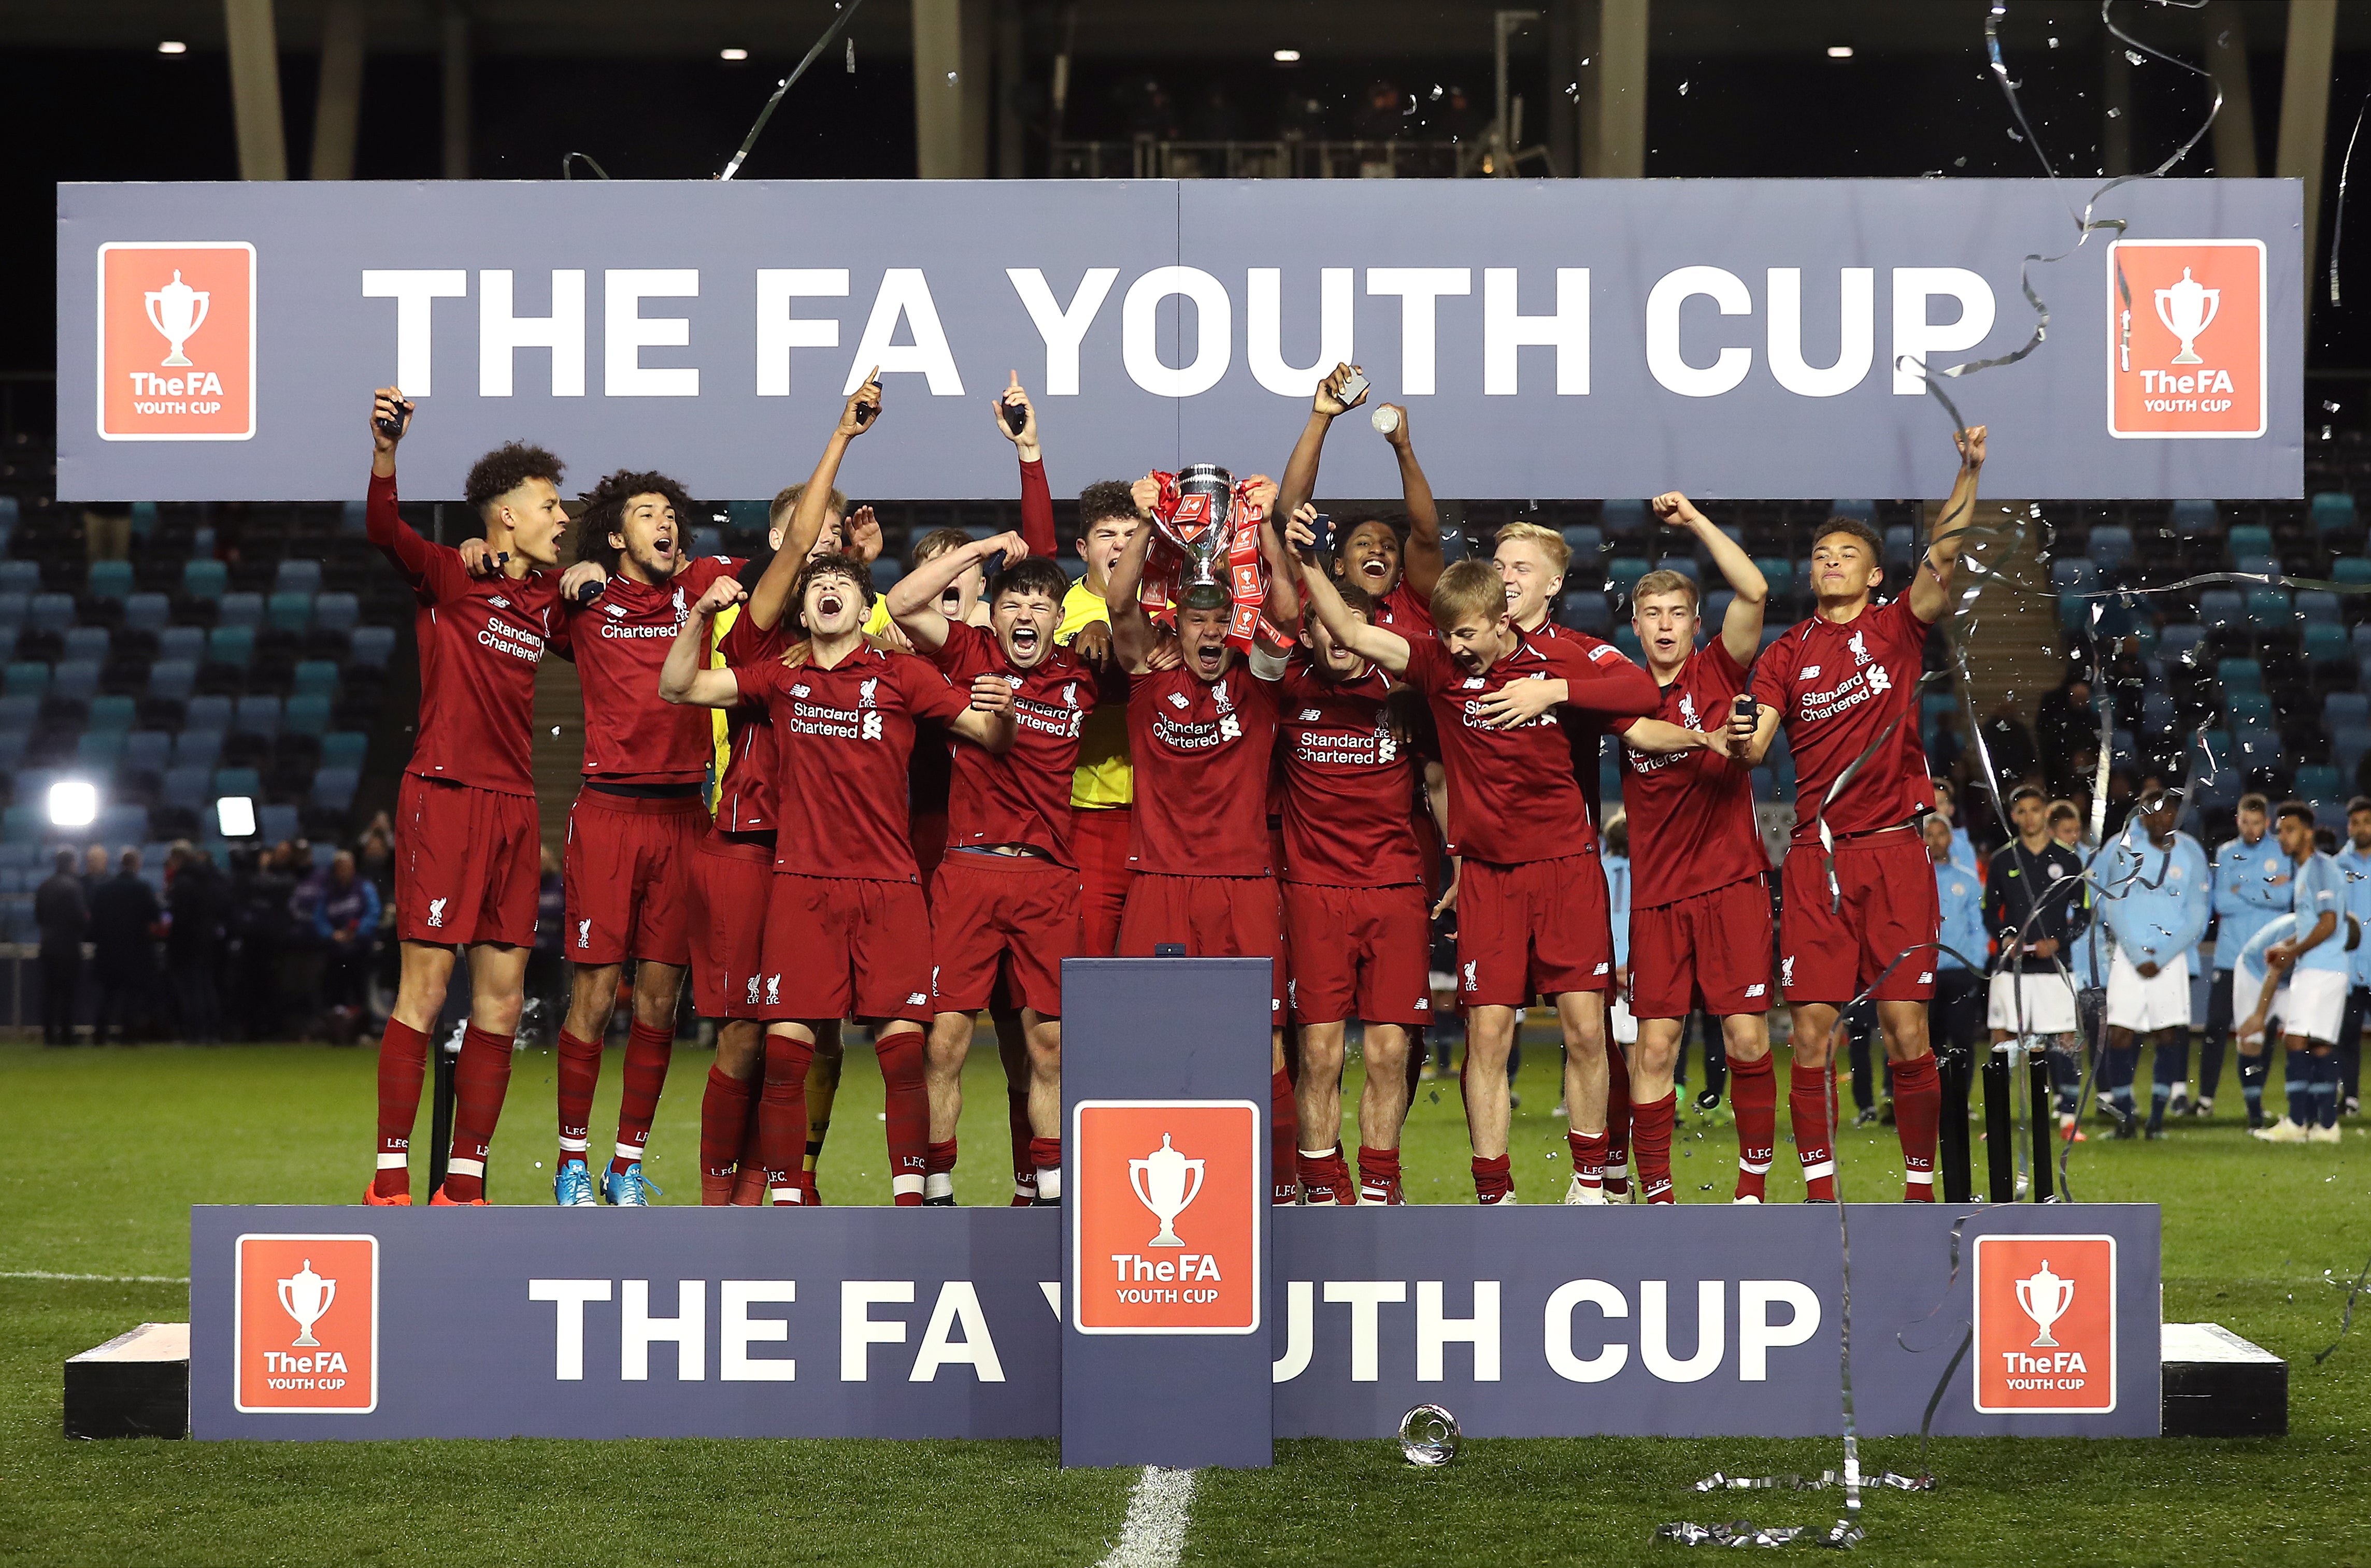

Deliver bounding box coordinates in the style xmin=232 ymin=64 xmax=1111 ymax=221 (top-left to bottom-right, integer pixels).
xmin=48 ymin=781 xmax=97 ymax=829
xmin=217 ymin=796 xmax=258 ymax=838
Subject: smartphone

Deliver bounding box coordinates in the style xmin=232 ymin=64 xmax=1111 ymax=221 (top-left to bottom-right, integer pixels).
xmin=853 ymin=399 xmax=878 ymax=427
xmin=981 ymin=550 xmax=1008 ymax=580
xmin=1336 ymin=369 xmax=1369 ymax=407
xmin=374 ymin=397 xmax=412 ymax=439
xmin=1732 ymin=693 xmax=1759 ymax=727
xmin=1003 ymin=401 xmax=1029 ymax=435
xmin=1309 ymin=511 xmax=1333 ymax=555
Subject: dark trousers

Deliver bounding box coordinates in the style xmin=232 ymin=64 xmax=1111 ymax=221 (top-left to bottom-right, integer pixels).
xmin=1843 ymin=1001 xmax=1878 ymax=1112
xmin=93 ymin=959 xmax=150 ymax=1044
xmin=170 ymin=957 xmax=220 ymax=1043
xmin=2201 ymin=968 xmax=2235 ymax=1100
xmin=1932 ymin=969 xmax=1985 ymax=1061
xmin=39 ymin=947 xmax=79 ymax=1044
xmin=2342 ymin=985 xmax=2367 ymax=1102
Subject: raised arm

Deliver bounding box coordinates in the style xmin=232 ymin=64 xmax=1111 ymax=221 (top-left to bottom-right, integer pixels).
xmin=888 ymin=530 xmax=1028 ymax=653
xmin=948 ymin=671 xmax=1019 ymax=754
xmin=995 ymin=374 xmax=1059 ymax=558
xmin=1383 ymin=403 xmax=1445 ymax=604
xmin=1276 ymin=362 xmax=1363 ymax=523
xmin=1104 ymin=481 xmax=1161 ymax=672
xmin=756 ymin=372 xmax=881 ymax=631
xmin=363 ymin=387 xmax=450 ymax=594
xmin=660 ymin=576 xmax=751 ymax=708
xmin=1909 ymin=424 xmax=1986 ymax=625
xmin=1652 ymin=491 xmax=1767 ymax=667
xmin=1290 ymin=516 xmax=1410 ymax=675
xmin=1253 ymin=486 xmax=1301 ymax=635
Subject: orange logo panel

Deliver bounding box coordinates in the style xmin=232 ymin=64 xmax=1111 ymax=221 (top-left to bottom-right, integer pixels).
xmin=1072 ymin=1101 xmax=1261 ymax=1334
xmin=1973 ymin=1234 xmax=2116 ymax=1414
xmin=97 ymin=242 xmax=256 ymax=441
xmin=234 ymin=1233 xmax=378 ymax=1413
xmin=2106 ymin=239 xmax=2266 ymax=439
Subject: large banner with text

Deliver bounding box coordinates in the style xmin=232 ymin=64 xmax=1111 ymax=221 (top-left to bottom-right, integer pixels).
xmin=61 ymin=179 xmax=2297 ymax=504
xmin=189 ymin=1201 xmax=2158 ymax=1442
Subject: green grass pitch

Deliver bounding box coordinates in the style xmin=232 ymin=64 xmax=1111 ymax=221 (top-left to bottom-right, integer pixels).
xmin=3 ymin=1035 xmax=2366 ymax=1566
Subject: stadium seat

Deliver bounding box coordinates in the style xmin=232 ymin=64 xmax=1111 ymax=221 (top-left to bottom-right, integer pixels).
xmin=291 ymin=660 xmax=340 ymax=699
xmin=2058 ymin=594 xmax=2091 ymax=632
xmin=266 ymin=592 xmax=313 ymax=634
xmin=347 ymin=626 xmax=396 ymax=667
xmin=2235 ymin=554 xmax=2278 ymax=581
xmin=2051 ymin=558 xmax=2100 ymax=593
xmin=2337 ymin=558 xmax=2371 ymax=588
xmin=28 ymin=593 xmax=74 ymax=635
xmin=183 ymin=694 xmax=233 ymax=733
xmin=156 ymin=625 xmax=205 ymax=665
xmin=1704 ymin=589 xmax=1734 ymax=630
xmin=1753 ymin=557 xmax=1792 ymax=596
xmin=2298 ymin=589 xmax=2343 ymax=623
xmin=256 ymin=803 xmax=301 ymax=843
xmin=2335 ymin=726 xmax=2371 ymax=778
xmin=233 ymin=695 xmax=282 ymax=739
xmin=120 ymin=730 xmax=172 ymax=776
xmin=2226 ymin=691 xmax=2275 ymax=727
xmin=869 ymin=558 xmax=898 ymax=592
xmin=61 ymin=626 xmax=109 ymax=665
xmin=0 ymin=694 xmax=36 ymax=735
xmin=2304 ymin=622 xmax=2351 ymax=668
xmin=75 ymin=730 xmax=124 ymax=769
xmin=2297 ymin=764 xmax=2343 ymax=801
xmin=4 ymin=662 xmax=49 ymax=699
xmin=206 ymin=625 xmax=255 ymax=667
xmin=0 ymin=560 xmax=35 ymax=596
xmin=161 ymin=766 xmax=211 ymax=813
xmin=87 ymin=694 xmax=135 ymax=733
xmin=319 ymin=731 xmax=369 ymax=770
xmin=312 ymin=592 xmax=360 ymax=634
xmin=1830 ymin=499 xmax=1877 ymax=522
xmin=0 ymin=842 xmax=35 ymax=873
xmin=2228 ymin=725 xmax=2281 ymax=767
xmin=2199 ymin=591 xmax=2245 ymax=634
xmin=1882 ymin=525 xmax=1915 ymax=572
xmin=1557 ymin=592 xmax=1611 ymax=634
xmin=1600 ymin=499 xmax=1649 ymax=537
xmin=85 ymin=559 xmax=134 ymax=601
xmin=340 ymin=499 xmax=369 ymax=534
xmin=2227 ymin=523 xmax=2274 ymax=560
xmin=309 ymin=766 xmax=359 ymax=812
xmin=283 ymin=694 xmax=332 ymax=736
xmin=2311 ymin=492 xmax=2359 ymax=536
xmin=2326 ymin=692 xmax=2370 ymax=728
xmin=274 ymin=559 xmax=323 ymax=596
xmin=2244 ymin=588 xmax=2294 ymax=624
xmin=181 ymin=558 xmax=228 ymax=599
xmin=691 ymin=526 xmax=724 ymax=558
xmin=1560 ymin=525 xmax=1603 ymax=560
xmin=93 ymin=804 xmax=147 ymax=845
xmin=1613 ymin=625 xmax=1644 ymax=662
xmin=173 ymin=729 xmax=224 ymax=770
xmin=2086 ymin=525 xmax=2133 ymax=570
xmin=146 ymin=659 xmax=195 ymax=702
xmin=216 ymin=592 xmax=263 ymax=630
xmin=2159 ymin=624 xmax=2205 ymax=662
xmin=2171 ymin=500 xmax=2220 ymax=537
xmin=1608 ymin=557 xmax=1651 ymax=593
xmin=212 ymin=766 xmax=262 ymax=800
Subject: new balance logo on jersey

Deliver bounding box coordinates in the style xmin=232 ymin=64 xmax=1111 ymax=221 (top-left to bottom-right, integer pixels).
xmin=576 ymin=918 xmax=591 ymax=949
xmin=1299 ymin=708 xmax=1322 ymax=721
xmin=1594 ymin=962 xmax=1610 ymax=976
xmin=1799 ymin=666 xmax=1821 ymax=681
xmin=792 ymin=684 xmax=811 ymax=698
xmin=1746 ymin=983 xmax=1767 ymax=998
xmin=1168 ymin=692 xmax=1190 ymax=710
xmin=906 ymin=992 xmax=926 ymax=1006
xmin=745 ymin=975 xmax=761 ymax=1005
xmin=1462 ymin=677 xmax=1486 ymax=690
xmin=605 ymin=602 xmax=627 ymax=618
xmin=1416 ymin=996 xmax=1430 ymax=1011
xmin=1918 ymin=971 xmax=1933 ymax=984
xmin=489 ymin=596 xmax=509 ymax=610
xmin=426 ymin=897 xmax=447 ymax=928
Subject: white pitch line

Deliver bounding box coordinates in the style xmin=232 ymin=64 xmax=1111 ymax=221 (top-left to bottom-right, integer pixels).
xmin=1095 ymin=1465 xmax=1198 ymax=1568
xmin=0 ymin=1270 xmax=189 ymax=1284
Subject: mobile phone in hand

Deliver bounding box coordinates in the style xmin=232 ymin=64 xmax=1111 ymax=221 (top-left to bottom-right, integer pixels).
xmin=981 ymin=550 xmax=1007 ymax=580
xmin=1336 ymin=369 xmax=1369 ymax=407
xmin=1309 ymin=512 xmax=1333 ymax=555
xmin=375 ymin=397 xmax=412 ymax=438
xmin=1003 ymin=401 xmax=1028 ymax=435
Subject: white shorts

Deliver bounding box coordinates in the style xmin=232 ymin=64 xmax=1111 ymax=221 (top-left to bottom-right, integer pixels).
xmin=2277 ymin=966 xmax=2348 ymax=1046
xmin=2105 ymin=949 xmax=2192 ymax=1034
xmin=1988 ymin=969 xmax=2078 ymax=1035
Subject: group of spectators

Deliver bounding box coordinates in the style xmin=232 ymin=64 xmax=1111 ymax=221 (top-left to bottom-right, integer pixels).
xmin=33 ymin=818 xmax=395 ymax=1045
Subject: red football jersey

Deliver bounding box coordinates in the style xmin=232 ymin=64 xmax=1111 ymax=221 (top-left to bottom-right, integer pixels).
xmin=926 ymin=621 xmax=1095 ymax=866
xmin=1749 ymin=596 xmax=1936 ymax=844
xmin=1618 ymin=640 xmax=1768 ymax=905
xmin=368 ymin=472 xmax=563 ymax=797
xmin=569 ymin=555 xmax=744 ymax=784
xmin=1374 ymin=577 xmax=1435 ymax=637
xmin=710 ymin=605 xmax=787 ymax=834
xmin=1401 ymin=628 xmax=1656 ymax=866
xmin=1275 ymin=658 xmax=1423 ymax=888
xmin=1125 ymin=661 xmax=1280 ymax=878
xmin=734 ymin=646 xmax=970 ymax=881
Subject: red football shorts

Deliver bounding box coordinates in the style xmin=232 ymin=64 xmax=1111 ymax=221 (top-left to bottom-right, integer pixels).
xmin=1779 ymin=830 xmax=1940 ymax=1005
xmin=563 ymin=787 xmax=707 ymax=968
xmin=393 ymin=773 xmax=540 ymax=947
xmin=1072 ymin=805 xmax=1133 ymax=958
xmin=1282 ymin=881 xmax=1431 ymax=1027
xmin=759 ymin=873 xmax=935 ymax=1025
xmin=688 ymin=830 xmax=774 ymax=1019
xmin=1629 ymin=873 xmax=1776 ymax=1019
xmin=1456 ymin=852 xmax=1613 ymax=1008
xmin=1118 ymin=871 xmax=1286 ymax=1019
xmin=930 ymin=850 xmax=1080 ymax=1017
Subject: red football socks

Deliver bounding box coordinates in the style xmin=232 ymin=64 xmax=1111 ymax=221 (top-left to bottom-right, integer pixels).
xmin=1007 ymin=1088 xmax=1037 ymax=1204
xmin=1472 ymin=1153 xmax=1513 ymax=1204
xmin=555 ymin=1027 xmax=601 ymax=1170
xmin=759 ymin=1033 xmax=816 ymax=1202
xmin=372 ymin=1017 xmax=431 ymax=1200
xmin=1358 ymin=1145 xmax=1403 ymax=1205
xmin=1892 ymin=1049 xmax=1940 ymax=1201
xmin=1567 ymin=1129 xmax=1609 ymax=1197
xmin=729 ymin=1083 xmax=765 ymax=1204
xmin=924 ymin=1137 xmax=959 ymax=1203
xmin=878 ymin=1029 xmax=930 ymax=1206
xmin=1603 ymin=1046 xmax=1634 ymax=1198
xmin=699 ymin=1064 xmax=754 ymax=1205
xmin=1270 ymin=1068 xmax=1298 ymax=1204
xmin=1632 ymin=1091 xmax=1677 ymax=1203
xmin=1789 ymin=1059 xmax=1837 ymax=1202
xmin=441 ymin=1024 xmax=515 ymax=1203
xmin=1730 ymin=1051 xmax=1777 ymax=1202
xmin=611 ymin=1020 xmax=674 ymax=1175
xmin=1296 ymin=1144 xmax=1353 ymax=1205
xmin=1028 ymin=1135 xmax=1062 ymax=1202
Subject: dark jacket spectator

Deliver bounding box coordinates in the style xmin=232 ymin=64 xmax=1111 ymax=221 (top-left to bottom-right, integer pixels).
xmin=315 ymin=851 xmax=381 ymax=1040
xmin=232 ymin=845 xmax=298 ymax=1040
xmin=89 ymin=849 xmax=160 ymax=1044
xmin=34 ymin=850 xmax=87 ymax=1045
xmin=165 ymin=845 xmax=229 ymax=1042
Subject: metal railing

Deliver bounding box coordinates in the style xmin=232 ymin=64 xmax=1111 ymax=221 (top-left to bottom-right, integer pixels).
xmin=1050 ymin=137 xmax=1494 ymax=180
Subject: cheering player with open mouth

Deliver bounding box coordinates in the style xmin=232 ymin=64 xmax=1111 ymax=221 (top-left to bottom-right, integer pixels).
xmin=361 ymin=387 xmax=579 ymax=1206
xmin=661 ymin=553 xmax=1018 ymax=1204
xmin=1608 ymin=493 xmax=1775 ymax=1203
xmin=1730 ymin=426 xmax=1986 ymax=1200
xmin=1293 ymin=526 xmax=1658 ymax=1203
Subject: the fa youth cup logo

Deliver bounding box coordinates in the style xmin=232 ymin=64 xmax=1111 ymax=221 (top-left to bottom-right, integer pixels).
xmin=145 ymin=269 xmax=209 ymax=367
xmin=2152 ymin=268 xmax=2218 ymax=366
xmin=1130 ymin=1133 xmax=1205 ymax=1249
xmin=276 ymin=1258 xmax=336 ymax=1347
xmin=2015 ymin=1259 xmax=2074 ymax=1348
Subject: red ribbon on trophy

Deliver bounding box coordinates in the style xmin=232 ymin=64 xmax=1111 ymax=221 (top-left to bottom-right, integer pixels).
xmin=1140 ymin=465 xmax=1273 ymax=651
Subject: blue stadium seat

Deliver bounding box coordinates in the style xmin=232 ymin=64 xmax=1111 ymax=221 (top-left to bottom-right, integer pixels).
xmin=291 ymin=660 xmax=340 ymax=699
xmin=2051 ymin=558 xmax=2101 ymax=593
xmin=2305 ymin=622 xmax=2351 ymax=667
xmin=173 ymin=729 xmax=223 ymax=771
xmin=266 ymin=592 xmax=312 ymax=634
xmin=1659 ymin=557 xmax=1702 ymax=583
xmin=2158 ymin=624 xmax=2205 ymax=662
xmin=2298 ymin=589 xmax=2343 ymax=624
xmin=312 ymin=592 xmax=360 ymax=634
xmin=62 ymin=626 xmax=109 ymax=664
xmin=0 ymin=694 xmax=36 ymax=735
xmin=1753 ymin=558 xmax=1792 ymax=596
xmin=2335 ymin=726 xmax=2371 ymax=779
xmin=2244 ymin=588 xmax=2294 ymax=624
xmin=2227 ymin=523 xmax=2274 ymax=560
xmin=309 ymin=766 xmax=360 ymax=812
xmin=2327 ymin=692 xmax=2371 ymax=728
xmin=1607 ymin=557 xmax=1651 ymax=592
xmin=2235 ymin=554 xmax=2278 ymax=581
xmin=0 ymin=561 xmax=37 ymax=596
xmin=2199 ymin=591 xmax=2246 ymax=634
xmin=2298 ymin=763 xmax=2344 ymax=800
xmin=319 ymin=731 xmax=369 ymax=770
xmin=1558 ymin=593 xmax=1611 ymax=634
xmin=211 ymin=767 xmax=262 ymax=800
xmin=183 ymin=695 xmax=232 ymax=733
xmin=1600 ymin=499 xmax=1649 ymax=536
xmin=0 ymin=842 xmax=36 ymax=873
xmin=1829 ymin=499 xmax=1878 ymax=522
xmin=76 ymin=730 xmax=124 ymax=769
xmin=2337 ymin=558 xmax=2371 ymax=588
xmin=4 ymin=662 xmax=49 ymax=699
xmin=2227 ymin=725 xmax=2282 ymax=767
xmin=0 ymin=590 xmax=27 ymax=630
xmin=1882 ymin=525 xmax=1915 ymax=572
xmin=206 ymin=625 xmax=255 ymax=667
xmin=86 ymin=559 xmax=134 ymax=601
xmin=0 ymin=896 xmax=33 ymax=937
xmin=127 ymin=502 xmax=158 ymax=539
xmin=347 ymin=625 xmax=396 ymax=667
xmin=232 ymin=695 xmax=282 ymax=738
xmin=146 ymin=659 xmax=195 ymax=702
xmin=282 ymin=694 xmax=332 ymax=737
xmin=2058 ymin=594 xmax=2088 ymax=632
xmin=161 ymin=767 xmax=211 ymax=813
xmin=308 ymin=840 xmax=338 ymax=870
xmin=2086 ymin=525 xmax=2133 ymax=570
xmin=256 ymin=803 xmax=301 ymax=844
xmin=1613 ymin=625 xmax=1644 ymax=662
xmin=2172 ymin=500 xmax=2220 ymax=537
xmin=1704 ymin=589 xmax=1735 ymax=630
xmin=181 ymin=558 xmax=227 ymax=599
xmin=274 ymin=559 xmax=323 ymax=596
xmin=2311 ymin=492 xmax=2359 ymax=536
xmin=86 ymin=694 xmax=135 ymax=733
xmin=28 ymin=593 xmax=74 ymax=635
xmin=691 ymin=527 xmax=725 ymax=558
xmin=93 ymin=804 xmax=147 ymax=846
xmin=5 ymin=805 xmax=51 ymax=844
xmin=120 ymin=730 xmax=172 ymax=776
xmin=2225 ymin=691 xmax=2275 ymax=727
xmin=868 ymin=558 xmax=898 ymax=592
xmin=215 ymin=592 xmax=263 ymax=630
xmin=1560 ymin=525 xmax=1604 ymax=560
xmin=51 ymin=660 xmax=98 ymax=704
xmin=156 ymin=625 xmax=205 ymax=664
